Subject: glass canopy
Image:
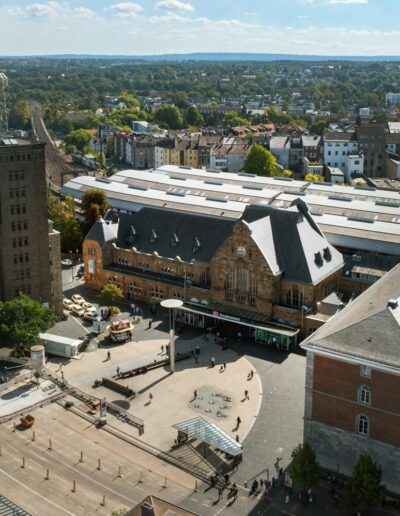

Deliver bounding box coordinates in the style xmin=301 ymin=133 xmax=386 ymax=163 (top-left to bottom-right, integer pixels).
xmin=174 ymin=416 xmax=243 ymax=457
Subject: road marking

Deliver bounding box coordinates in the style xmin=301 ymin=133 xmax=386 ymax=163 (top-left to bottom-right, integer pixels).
xmin=0 ymin=467 xmax=77 ymax=516
xmin=37 ymin=447 xmax=138 ymax=505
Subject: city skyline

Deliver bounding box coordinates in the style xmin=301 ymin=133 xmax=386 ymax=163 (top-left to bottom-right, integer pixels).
xmin=0 ymin=0 xmax=398 ymax=56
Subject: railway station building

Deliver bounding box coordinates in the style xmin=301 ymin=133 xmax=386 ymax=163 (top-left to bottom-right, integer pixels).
xmin=83 ymin=198 xmax=343 ymax=348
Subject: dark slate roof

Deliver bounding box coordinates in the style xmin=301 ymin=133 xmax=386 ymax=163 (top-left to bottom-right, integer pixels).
xmin=85 ymin=218 xmax=118 ymax=246
xmin=242 ymin=200 xmax=343 ymax=284
xmin=301 ymin=264 xmax=400 ymax=369
xmin=116 ymin=207 xmax=236 ymax=262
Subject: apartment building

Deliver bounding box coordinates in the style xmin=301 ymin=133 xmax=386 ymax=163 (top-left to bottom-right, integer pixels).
xmin=0 ymin=138 xmax=62 ymax=313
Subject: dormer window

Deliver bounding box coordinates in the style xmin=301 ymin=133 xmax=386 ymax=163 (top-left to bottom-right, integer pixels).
xmin=314 ymin=252 xmax=323 ymax=267
xmin=127 ymin=225 xmax=136 ymax=244
xmin=193 ymin=237 xmax=201 ymax=253
xmin=150 ymin=229 xmax=158 ymax=243
xmin=171 ymin=233 xmax=179 ymax=248
xmin=323 ymin=247 xmax=332 ymax=261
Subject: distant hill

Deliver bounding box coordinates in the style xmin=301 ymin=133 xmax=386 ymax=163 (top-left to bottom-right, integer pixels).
xmin=2 ymin=52 xmax=400 ymax=62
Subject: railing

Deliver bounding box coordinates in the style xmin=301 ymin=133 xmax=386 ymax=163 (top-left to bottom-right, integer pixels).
xmin=0 ymin=388 xmax=72 ymax=424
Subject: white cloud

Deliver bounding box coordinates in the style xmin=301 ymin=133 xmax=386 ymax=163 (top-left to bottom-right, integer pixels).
xmin=155 ymin=0 xmax=194 ymax=12
xmin=23 ymin=2 xmax=64 ymax=18
xmin=110 ymin=2 xmax=143 ymax=18
xmin=73 ymin=7 xmax=94 ymax=18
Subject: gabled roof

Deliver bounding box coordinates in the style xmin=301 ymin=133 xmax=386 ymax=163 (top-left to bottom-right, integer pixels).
xmin=85 ymin=218 xmax=118 ymax=247
xmin=301 ymin=264 xmax=400 ymax=369
xmin=324 ymin=131 xmax=356 ymax=142
xmin=242 ymin=200 xmax=343 ymax=285
xmin=116 ymin=207 xmax=236 ymax=262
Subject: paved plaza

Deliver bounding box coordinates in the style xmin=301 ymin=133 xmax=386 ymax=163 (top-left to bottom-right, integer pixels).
xmin=0 ymin=273 xmax=314 ymax=514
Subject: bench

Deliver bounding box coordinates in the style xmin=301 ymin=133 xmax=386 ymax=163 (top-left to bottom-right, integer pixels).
xmin=102 ymin=377 xmax=135 ymax=398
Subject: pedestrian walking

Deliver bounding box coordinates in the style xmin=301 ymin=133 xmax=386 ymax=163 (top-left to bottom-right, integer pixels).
xmin=58 ymin=362 xmax=62 ymax=372
xmin=148 ymin=319 xmax=152 ymax=329
xmin=149 ymin=393 xmax=153 ymax=402
xmin=218 ymin=487 xmax=223 ymax=500
xmin=107 ymin=350 xmax=111 ymax=361
xmin=116 ymin=366 xmax=120 ymax=377
xmin=223 ymin=362 xmax=226 ymax=370
xmin=244 ymin=389 xmax=249 ymax=400
xmin=247 ymin=369 xmax=254 ymax=380
xmin=236 ymin=416 xmax=241 ymax=428
xmin=161 ymin=344 xmax=164 ymax=354
xmin=211 ymin=357 xmax=215 ymax=368
xmin=194 ymin=389 xmax=197 ymax=399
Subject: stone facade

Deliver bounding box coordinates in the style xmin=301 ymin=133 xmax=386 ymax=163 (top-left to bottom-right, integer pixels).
xmin=84 ymin=215 xmax=341 ymax=337
xmin=307 ymin=420 xmax=400 ymax=494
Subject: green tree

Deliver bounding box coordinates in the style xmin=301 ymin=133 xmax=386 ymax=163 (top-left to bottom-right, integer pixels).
xmin=221 ymin=111 xmax=249 ymax=127
xmin=154 ymin=105 xmax=183 ymax=129
xmin=0 ymin=295 xmax=55 ymax=355
xmin=48 ymin=194 xmax=82 ymax=252
xmin=344 ymin=454 xmax=384 ymax=512
xmin=9 ymin=99 xmax=30 ymax=129
xmin=305 ymin=173 xmax=324 ymax=182
xmin=100 ymin=283 xmax=124 ymax=304
xmin=243 ymin=144 xmax=278 ymax=177
xmin=97 ymin=152 xmax=106 ymax=169
xmin=186 ymin=105 xmax=203 ymax=127
xmin=64 ymin=129 xmax=92 ymax=152
xmin=81 ymin=189 xmax=110 ymax=228
xmin=290 ymin=442 xmax=320 ymax=490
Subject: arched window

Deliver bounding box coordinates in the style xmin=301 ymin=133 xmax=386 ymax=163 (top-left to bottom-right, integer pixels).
xmin=358 ymin=385 xmax=371 ymax=405
xmin=356 ymin=414 xmax=369 ymax=436
xmin=286 ymin=287 xmax=304 ymax=307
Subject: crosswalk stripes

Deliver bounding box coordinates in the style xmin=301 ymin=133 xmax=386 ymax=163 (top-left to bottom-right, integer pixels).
xmin=0 ymin=494 xmax=31 ymax=516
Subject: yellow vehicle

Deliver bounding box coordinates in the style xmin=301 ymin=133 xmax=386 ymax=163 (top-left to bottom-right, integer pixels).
xmin=71 ymin=304 xmax=85 ymax=317
xmin=71 ymin=294 xmax=85 ymax=306
xmin=63 ymin=298 xmax=74 ymax=310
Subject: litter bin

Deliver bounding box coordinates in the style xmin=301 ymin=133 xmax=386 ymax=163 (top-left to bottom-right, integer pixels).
xmin=196 ymin=346 xmax=200 ymax=355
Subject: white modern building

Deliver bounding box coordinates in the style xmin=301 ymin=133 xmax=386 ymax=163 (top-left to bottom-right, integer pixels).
xmin=324 ymin=132 xmax=362 ymax=179
xmin=386 ymin=92 xmax=400 ymax=106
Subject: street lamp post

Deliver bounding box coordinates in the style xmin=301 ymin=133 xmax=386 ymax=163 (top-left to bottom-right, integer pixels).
xmin=160 ymin=299 xmax=183 ymax=373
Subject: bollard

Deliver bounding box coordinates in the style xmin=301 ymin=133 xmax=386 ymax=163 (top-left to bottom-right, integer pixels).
xmin=244 ymin=480 xmax=247 ymax=489
xmin=21 ymin=457 xmax=25 ymax=469
xmin=163 ymin=476 xmax=167 ymax=489
xmin=79 ymin=451 xmax=84 ymax=463
xmin=72 ymin=480 xmax=76 ymax=493
xmin=138 ymin=471 xmax=143 ymax=483
xmin=118 ymin=465 xmax=122 ymax=478
xmin=48 ymin=438 xmax=52 ymax=451
xmin=32 ymin=431 xmax=35 ymax=442
xmin=13 ymin=421 xmax=16 ymax=433
xmin=45 ymin=468 xmax=50 ymax=480
xmin=101 ymin=494 xmax=106 ymax=506
xmin=97 ymin=458 xmax=101 ymax=471
xmin=194 ymin=480 xmax=198 ymax=493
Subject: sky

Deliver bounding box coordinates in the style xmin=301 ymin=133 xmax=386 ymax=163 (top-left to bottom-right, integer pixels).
xmin=0 ymin=0 xmax=399 ymax=56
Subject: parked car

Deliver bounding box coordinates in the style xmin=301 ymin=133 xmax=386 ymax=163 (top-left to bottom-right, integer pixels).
xmin=71 ymin=294 xmax=85 ymax=306
xmin=61 ymin=259 xmax=73 ymax=267
xmin=83 ymin=312 xmax=100 ymax=322
xmin=82 ymin=302 xmax=96 ymax=312
xmin=63 ymin=298 xmax=74 ymax=310
xmin=71 ymin=304 xmax=85 ymax=317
